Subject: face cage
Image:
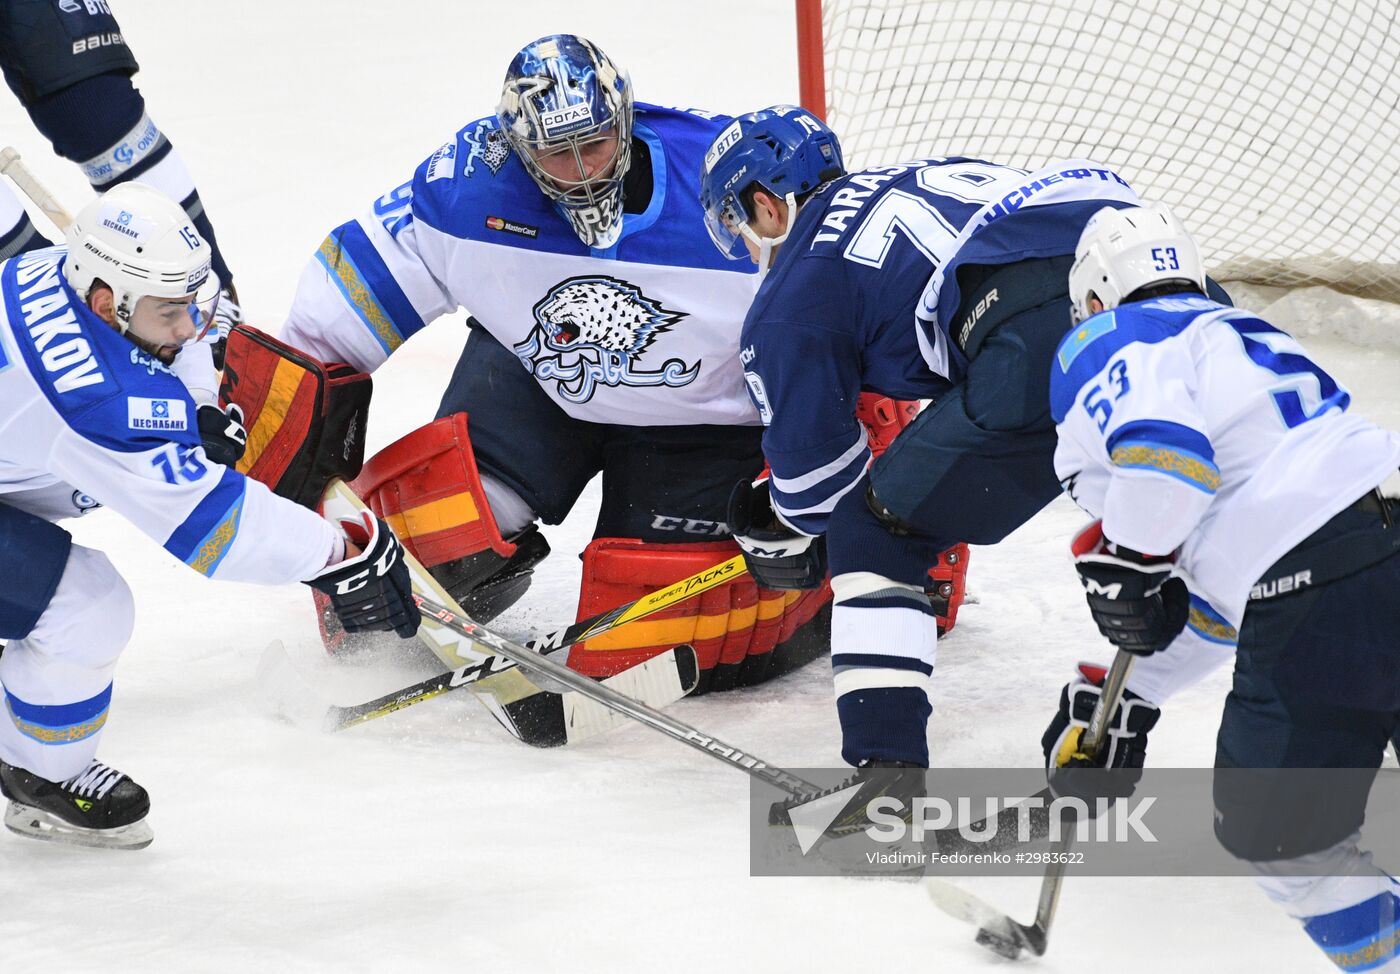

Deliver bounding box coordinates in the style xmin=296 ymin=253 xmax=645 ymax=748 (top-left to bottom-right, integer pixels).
xmin=510 ymin=101 xmax=634 ymax=247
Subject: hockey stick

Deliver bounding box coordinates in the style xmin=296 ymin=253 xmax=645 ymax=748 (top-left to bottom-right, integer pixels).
xmin=968 ymin=650 xmax=1136 ymax=960
xmin=413 ymin=590 xmax=822 ymax=796
xmin=326 ymin=552 xmax=747 ymax=729
xmin=321 ymin=480 xmax=710 ymax=747
xmin=0 ymin=148 xmax=74 ymax=229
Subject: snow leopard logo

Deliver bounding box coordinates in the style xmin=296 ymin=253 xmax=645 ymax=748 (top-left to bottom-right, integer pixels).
xmin=462 ymin=119 xmax=510 ymax=178
xmin=513 ymin=276 xmax=699 ymax=404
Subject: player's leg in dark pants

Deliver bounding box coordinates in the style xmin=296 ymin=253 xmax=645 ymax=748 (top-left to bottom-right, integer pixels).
xmin=1213 ymin=501 xmax=1400 ymax=967
xmin=866 ymin=266 xmax=1074 ymax=545
xmin=593 ymin=423 xmax=764 ymax=542
xmin=0 ymin=0 xmax=235 ymax=288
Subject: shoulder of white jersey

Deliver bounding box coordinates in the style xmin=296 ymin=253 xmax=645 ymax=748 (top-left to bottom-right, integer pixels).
xmin=1 ymin=246 xmax=200 ymax=453
xmin=1050 ymin=294 xmax=1231 ymax=423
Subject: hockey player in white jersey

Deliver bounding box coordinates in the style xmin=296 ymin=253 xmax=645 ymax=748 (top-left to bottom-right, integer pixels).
xmin=0 ymin=183 xmax=420 ymax=850
xmin=271 ymin=35 xmax=850 ymax=692
xmin=1048 ymin=203 xmax=1400 ymax=970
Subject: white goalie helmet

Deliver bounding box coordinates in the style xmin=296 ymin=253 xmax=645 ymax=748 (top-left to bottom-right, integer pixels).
xmin=1067 ymin=203 xmax=1207 ymax=323
xmin=64 ymin=181 xmax=219 ymax=338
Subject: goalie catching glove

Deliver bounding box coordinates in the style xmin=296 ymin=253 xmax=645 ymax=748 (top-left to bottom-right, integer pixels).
xmin=306 ymin=512 xmax=419 ymax=639
xmin=1072 ymin=520 xmax=1188 ymax=656
xmin=1041 ymin=661 xmax=1160 ymax=813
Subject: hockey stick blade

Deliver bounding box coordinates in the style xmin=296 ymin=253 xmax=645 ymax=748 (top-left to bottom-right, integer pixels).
xmin=321 ymin=511 xmax=744 ymax=730
xmin=414 ymin=591 xmax=822 ymax=797
xmin=322 ymin=480 xmax=723 ymax=745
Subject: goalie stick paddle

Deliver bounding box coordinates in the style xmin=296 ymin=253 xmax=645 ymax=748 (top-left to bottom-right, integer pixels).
xmin=322 ymin=479 xmax=719 ymax=747
xmin=959 ymin=650 xmax=1137 ymax=961
xmin=325 ymin=552 xmax=748 ymax=730
xmin=413 ymin=590 xmax=824 ymax=797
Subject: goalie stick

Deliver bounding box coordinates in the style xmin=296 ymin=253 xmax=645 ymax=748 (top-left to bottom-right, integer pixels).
xmin=321 ymin=480 xmax=712 ymax=747
xmin=0 ymin=147 xmax=74 ymax=230
xmin=326 ymin=552 xmax=747 ymax=730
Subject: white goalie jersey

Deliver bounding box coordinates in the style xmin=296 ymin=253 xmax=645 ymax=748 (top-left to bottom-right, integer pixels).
xmin=281 ymin=105 xmax=762 ymax=428
xmin=1051 ymin=294 xmax=1400 ymax=628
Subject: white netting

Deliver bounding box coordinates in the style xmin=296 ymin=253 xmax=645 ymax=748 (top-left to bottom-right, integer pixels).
xmin=819 ymin=0 xmax=1400 ymax=300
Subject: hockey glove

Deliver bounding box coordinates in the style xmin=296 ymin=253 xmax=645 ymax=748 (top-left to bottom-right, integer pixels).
xmin=1072 ymin=520 xmax=1188 ymax=656
xmin=727 ymin=477 xmax=827 ymax=590
xmin=1042 ymin=661 xmax=1160 ymax=815
xmin=197 ymin=403 xmax=247 ymax=467
xmin=306 ymin=512 xmax=419 ymax=639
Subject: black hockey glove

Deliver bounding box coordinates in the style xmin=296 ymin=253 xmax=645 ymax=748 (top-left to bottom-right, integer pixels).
xmin=1071 ymin=520 xmax=1188 ymax=656
xmin=197 ymin=403 xmax=247 ymax=467
xmin=306 ymin=513 xmax=419 ymax=639
xmin=727 ymin=477 xmax=827 ymax=590
xmin=1042 ymin=661 xmax=1161 ymax=815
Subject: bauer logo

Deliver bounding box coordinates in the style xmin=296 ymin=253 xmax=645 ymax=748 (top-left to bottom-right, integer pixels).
xmin=705 ymin=120 xmax=744 ymax=173
xmin=127 ymin=396 xmax=188 ymax=431
xmin=539 ymin=103 xmax=594 ymax=137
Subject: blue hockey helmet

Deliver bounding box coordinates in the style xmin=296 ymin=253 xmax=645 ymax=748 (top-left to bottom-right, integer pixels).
xmin=699 ymin=105 xmax=844 ymax=261
xmin=497 ymin=35 xmax=634 ymax=249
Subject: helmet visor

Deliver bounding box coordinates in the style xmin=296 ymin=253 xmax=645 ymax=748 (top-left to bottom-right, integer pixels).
xmin=702 ymin=187 xmax=751 ymax=261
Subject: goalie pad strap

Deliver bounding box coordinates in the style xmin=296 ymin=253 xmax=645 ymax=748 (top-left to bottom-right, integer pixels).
xmin=570 ymin=538 xmax=832 ymax=693
xmin=219 ymin=324 xmax=371 ymax=508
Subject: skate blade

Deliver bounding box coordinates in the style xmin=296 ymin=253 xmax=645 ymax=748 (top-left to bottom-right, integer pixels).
xmin=5 ymin=801 xmax=153 ymax=851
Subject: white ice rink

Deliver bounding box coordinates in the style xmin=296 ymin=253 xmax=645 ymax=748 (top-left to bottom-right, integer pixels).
xmin=2 ymin=2 xmax=1397 ymax=971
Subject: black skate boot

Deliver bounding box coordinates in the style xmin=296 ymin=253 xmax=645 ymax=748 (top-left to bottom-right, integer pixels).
xmin=1 ymin=758 xmax=152 ymax=850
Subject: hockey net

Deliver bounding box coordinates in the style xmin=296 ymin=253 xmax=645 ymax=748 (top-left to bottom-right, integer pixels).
xmin=797 ymin=0 xmax=1400 ymax=302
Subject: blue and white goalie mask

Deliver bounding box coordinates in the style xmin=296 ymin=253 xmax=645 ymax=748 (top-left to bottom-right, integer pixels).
xmin=498 ymin=35 xmax=634 ymax=249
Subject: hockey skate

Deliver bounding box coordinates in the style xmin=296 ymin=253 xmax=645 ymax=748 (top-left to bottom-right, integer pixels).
xmin=1 ymin=759 xmax=153 ymax=850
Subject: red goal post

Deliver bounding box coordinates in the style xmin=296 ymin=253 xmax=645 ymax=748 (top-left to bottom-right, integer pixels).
xmin=795 ymin=0 xmax=1400 ymax=301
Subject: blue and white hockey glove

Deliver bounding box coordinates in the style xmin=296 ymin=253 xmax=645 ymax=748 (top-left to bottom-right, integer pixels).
xmin=727 ymin=477 xmax=827 ymax=590
xmin=1042 ymin=661 xmax=1161 ymax=814
xmin=1071 ymin=520 xmax=1188 ymax=656
xmin=307 ymin=513 xmax=419 ymax=639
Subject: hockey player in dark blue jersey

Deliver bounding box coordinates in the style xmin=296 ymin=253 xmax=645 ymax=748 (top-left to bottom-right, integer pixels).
xmin=700 ymin=106 xmax=1226 ymax=769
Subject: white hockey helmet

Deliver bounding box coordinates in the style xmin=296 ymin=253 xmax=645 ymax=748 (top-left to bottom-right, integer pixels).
xmin=1067 ymin=203 xmax=1207 ymax=323
xmin=64 ymin=182 xmax=219 ymax=337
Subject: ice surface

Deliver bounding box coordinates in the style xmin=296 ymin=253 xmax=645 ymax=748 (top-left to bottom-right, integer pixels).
xmin=0 ymin=3 xmax=1393 ymax=971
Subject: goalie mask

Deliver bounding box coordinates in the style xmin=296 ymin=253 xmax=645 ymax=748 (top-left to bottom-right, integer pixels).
xmin=497 ymin=34 xmax=634 ymax=250
xmin=64 ymin=182 xmax=220 ymax=363
xmin=1068 ymin=203 xmax=1207 ymax=323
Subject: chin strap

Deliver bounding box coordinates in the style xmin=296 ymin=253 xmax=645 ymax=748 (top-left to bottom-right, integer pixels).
xmin=740 ymin=193 xmax=799 ymax=281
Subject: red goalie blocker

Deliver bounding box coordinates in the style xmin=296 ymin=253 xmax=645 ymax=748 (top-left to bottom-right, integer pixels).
xmin=857 ymin=393 xmax=972 ymax=633
xmin=569 ymin=539 xmax=833 ymax=695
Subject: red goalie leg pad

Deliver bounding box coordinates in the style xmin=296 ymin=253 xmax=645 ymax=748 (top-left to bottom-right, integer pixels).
xmin=569 ymin=539 xmax=833 ymax=694
xmin=856 ymin=392 xmax=921 ymax=459
xmin=928 ymin=542 xmax=971 ymax=634
xmin=314 ymin=413 xmax=549 ymax=656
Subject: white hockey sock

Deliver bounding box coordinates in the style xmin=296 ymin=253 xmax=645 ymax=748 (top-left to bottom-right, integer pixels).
xmin=0 ymin=546 xmax=134 ymax=783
